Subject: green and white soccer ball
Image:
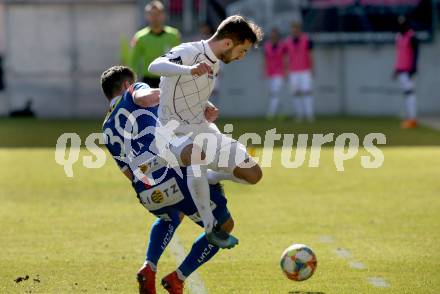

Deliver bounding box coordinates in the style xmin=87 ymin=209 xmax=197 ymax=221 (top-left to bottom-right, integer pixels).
xmin=280 ymin=244 xmax=317 ymax=281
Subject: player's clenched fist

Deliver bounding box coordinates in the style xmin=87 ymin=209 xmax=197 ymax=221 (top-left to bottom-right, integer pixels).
xmin=191 ymin=62 xmax=213 ymax=76
xmin=204 ymin=104 xmax=219 ymax=122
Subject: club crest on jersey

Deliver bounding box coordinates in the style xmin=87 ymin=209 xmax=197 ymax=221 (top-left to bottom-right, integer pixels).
xmin=151 ymin=190 xmax=164 ymax=203
xmin=168 ymin=56 xmax=182 ymax=65
xmin=139 ymin=164 xmax=148 ymax=173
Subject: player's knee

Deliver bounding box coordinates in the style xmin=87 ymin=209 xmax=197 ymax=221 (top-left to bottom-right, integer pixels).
xmin=181 ymin=144 xmax=206 ymax=166
xmin=233 ymin=164 xmax=263 ymax=185
xmin=246 ymin=165 xmax=263 ymax=185
xmin=221 ymin=217 xmax=234 ymax=233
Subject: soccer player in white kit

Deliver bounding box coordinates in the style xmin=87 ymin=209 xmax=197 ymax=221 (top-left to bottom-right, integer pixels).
xmin=149 ymin=15 xmax=263 ymax=246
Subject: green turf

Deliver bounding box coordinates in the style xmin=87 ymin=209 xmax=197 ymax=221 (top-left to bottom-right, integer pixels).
xmin=1 ymin=116 xmax=440 ymax=147
xmin=1 ymin=118 xmax=440 ymax=293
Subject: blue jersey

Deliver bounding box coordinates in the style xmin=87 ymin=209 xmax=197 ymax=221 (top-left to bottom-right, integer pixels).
xmin=102 ymin=82 xmax=161 ymax=187
xmin=102 ymin=82 xmax=231 ymax=224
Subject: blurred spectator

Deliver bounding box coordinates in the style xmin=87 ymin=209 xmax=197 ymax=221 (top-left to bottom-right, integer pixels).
xmin=168 ymin=0 xmax=200 ymax=17
xmin=393 ymin=16 xmax=419 ymax=129
xmin=264 ymin=28 xmax=285 ymax=119
xmin=130 ymin=0 xmax=181 ymax=88
xmin=284 ymin=21 xmax=315 ymax=122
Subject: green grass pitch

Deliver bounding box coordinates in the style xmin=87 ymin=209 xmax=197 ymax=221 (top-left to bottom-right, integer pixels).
xmin=0 ymin=117 xmax=439 ymax=293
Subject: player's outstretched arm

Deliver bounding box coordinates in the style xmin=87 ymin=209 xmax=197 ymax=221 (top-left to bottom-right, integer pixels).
xmin=148 ymin=56 xmax=194 ymax=77
xmin=133 ymin=88 xmax=160 ymax=108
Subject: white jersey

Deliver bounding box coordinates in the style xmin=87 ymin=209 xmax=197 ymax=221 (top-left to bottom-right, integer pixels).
xmin=158 ymin=40 xmax=221 ymax=126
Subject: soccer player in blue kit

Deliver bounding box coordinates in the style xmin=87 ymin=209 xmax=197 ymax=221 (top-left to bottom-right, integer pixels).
xmin=101 ymin=66 xmax=237 ymax=294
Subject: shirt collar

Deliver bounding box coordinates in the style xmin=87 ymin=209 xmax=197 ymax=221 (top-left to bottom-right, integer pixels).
xmin=109 ymin=96 xmax=120 ymax=107
xmin=202 ymin=40 xmax=218 ymax=63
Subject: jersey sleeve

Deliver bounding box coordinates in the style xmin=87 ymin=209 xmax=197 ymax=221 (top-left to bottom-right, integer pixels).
xmin=148 ymin=44 xmax=197 ymax=76
xmin=128 ymin=82 xmax=150 ymax=93
xmin=163 ymin=44 xmax=198 ymax=66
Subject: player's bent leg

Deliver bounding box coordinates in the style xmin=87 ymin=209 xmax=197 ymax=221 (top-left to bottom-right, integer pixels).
xmin=233 ymin=162 xmax=263 ymax=185
xmin=180 ymin=144 xmax=216 ymax=233
xmin=207 ymin=139 xmax=263 ymax=185
xmin=162 ymin=216 xmax=235 ymax=294
xmin=179 ymin=143 xmax=206 ymax=166
xmin=138 ymin=212 xmax=183 ymax=294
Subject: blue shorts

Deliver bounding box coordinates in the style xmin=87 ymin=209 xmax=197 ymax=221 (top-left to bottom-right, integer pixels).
xmin=133 ymin=167 xmax=231 ymax=226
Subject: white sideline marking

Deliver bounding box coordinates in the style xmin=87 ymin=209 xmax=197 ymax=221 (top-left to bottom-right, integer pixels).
xmin=320 ymin=235 xmax=391 ymax=289
xmin=368 ymin=277 xmax=390 ymax=288
xmin=168 ymin=234 xmax=208 ymax=294
xmin=349 ymin=261 xmax=366 ymax=269
xmin=318 ymin=235 xmax=334 ymax=243
xmin=335 ymin=248 xmax=352 ymax=259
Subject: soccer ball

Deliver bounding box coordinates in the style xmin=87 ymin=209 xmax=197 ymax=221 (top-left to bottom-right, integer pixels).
xmin=280 ymin=244 xmax=317 ymax=281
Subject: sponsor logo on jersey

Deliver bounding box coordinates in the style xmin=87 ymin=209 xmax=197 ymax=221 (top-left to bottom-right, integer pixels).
xmin=139 ymin=164 xmax=148 ymax=173
xmin=151 ymin=190 xmax=164 ymax=203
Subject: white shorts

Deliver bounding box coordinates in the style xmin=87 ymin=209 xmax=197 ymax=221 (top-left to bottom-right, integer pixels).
xmin=268 ymin=76 xmax=283 ymax=94
xmin=288 ymin=70 xmax=313 ymax=93
xmin=398 ymin=72 xmax=415 ymax=92
xmin=169 ymin=122 xmax=249 ymax=173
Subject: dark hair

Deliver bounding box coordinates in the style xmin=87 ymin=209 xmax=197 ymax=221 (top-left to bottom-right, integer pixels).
xmin=100 ymin=66 xmax=136 ymax=100
xmin=214 ymin=15 xmax=263 ymax=47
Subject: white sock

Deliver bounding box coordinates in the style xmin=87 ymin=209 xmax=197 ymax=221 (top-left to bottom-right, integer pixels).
xmin=405 ymin=94 xmax=417 ymax=120
xmin=186 ymin=165 xmax=215 ymax=233
xmin=267 ymin=96 xmax=279 ymax=117
xmin=145 ymin=260 xmax=157 ymax=272
xmin=176 ymin=269 xmax=186 ymax=281
xmin=207 ymin=169 xmax=250 ymax=185
xmin=292 ymin=97 xmax=304 ymax=120
xmin=303 ymin=95 xmax=314 ymax=121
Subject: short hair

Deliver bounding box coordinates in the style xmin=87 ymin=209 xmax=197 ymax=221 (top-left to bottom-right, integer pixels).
xmin=145 ymin=0 xmax=164 ymax=12
xmin=214 ymin=15 xmax=263 ymax=47
xmin=100 ymin=66 xmax=136 ymax=100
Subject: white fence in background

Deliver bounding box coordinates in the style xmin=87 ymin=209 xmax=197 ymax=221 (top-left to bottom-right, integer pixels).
xmin=1 ymin=0 xmax=440 ymax=117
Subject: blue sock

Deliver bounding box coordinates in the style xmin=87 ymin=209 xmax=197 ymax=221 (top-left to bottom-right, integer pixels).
xmin=146 ymin=216 xmax=180 ymax=268
xmin=177 ymin=233 xmax=220 ymax=279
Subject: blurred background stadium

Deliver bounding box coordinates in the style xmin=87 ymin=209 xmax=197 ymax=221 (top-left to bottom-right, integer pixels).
xmin=1 ymin=2 xmax=440 ymax=293
xmin=0 ymin=0 xmax=439 ymax=119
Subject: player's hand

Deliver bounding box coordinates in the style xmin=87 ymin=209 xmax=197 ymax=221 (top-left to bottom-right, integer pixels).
xmin=191 ymin=62 xmax=213 ymax=76
xmin=134 ymin=88 xmax=160 ymax=107
xmin=143 ymin=89 xmax=160 ymax=104
xmin=205 ymin=104 xmax=219 ymax=122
